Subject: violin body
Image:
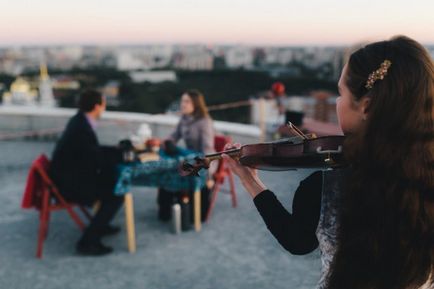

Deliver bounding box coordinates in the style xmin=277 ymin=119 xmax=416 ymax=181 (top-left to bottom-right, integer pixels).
xmin=179 ymin=135 xmax=346 ymax=177
xmin=239 ymin=135 xmax=345 ymax=170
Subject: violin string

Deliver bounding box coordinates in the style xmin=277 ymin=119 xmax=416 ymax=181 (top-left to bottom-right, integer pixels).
xmin=292 ymin=123 xmax=309 ymax=139
xmin=287 ymin=122 xmax=309 ymax=139
xmin=286 ymin=122 xmax=302 ymax=138
xmin=287 ymin=123 xmax=304 ymax=139
xmin=289 ymin=122 xmax=306 ymax=138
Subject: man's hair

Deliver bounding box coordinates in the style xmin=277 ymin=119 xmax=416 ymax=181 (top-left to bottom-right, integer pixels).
xmin=78 ymin=89 xmax=103 ymax=112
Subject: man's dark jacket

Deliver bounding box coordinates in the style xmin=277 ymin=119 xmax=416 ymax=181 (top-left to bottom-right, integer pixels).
xmin=50 ymin=111 xmax=121 ymax=205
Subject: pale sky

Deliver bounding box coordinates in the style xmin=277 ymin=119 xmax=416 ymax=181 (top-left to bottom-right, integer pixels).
xmin=1 ymin=0 xmax=433 ymax=46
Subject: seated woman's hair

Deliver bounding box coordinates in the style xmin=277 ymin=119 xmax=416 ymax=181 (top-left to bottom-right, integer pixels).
xmin=185 ymin=89 xmax=209 ymax=118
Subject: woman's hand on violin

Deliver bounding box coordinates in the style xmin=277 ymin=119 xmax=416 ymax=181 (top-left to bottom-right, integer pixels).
xmin=222 ymin=143 xmax=267 ymax=198
xmin=222 ymin=143 xmax=253 ymax=178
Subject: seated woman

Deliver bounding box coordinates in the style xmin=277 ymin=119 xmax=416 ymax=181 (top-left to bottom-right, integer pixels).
xmin=158 ymin=89 xmax=215 ymax=221
xmin=168 ymin=89 xmax=215 ymax=154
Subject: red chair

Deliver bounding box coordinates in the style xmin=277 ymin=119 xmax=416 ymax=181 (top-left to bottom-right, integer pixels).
xmin=205 ymin=135 xmax=237 ymax=222
xmin=22 ymin=154 xmax=91 ymax=258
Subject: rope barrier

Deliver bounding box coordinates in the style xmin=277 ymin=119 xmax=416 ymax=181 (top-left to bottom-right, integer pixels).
xmin=207 ymin=100 xmax=252 ymax=112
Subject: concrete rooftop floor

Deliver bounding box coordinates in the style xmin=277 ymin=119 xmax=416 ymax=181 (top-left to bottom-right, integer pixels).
xmin=0 ymin=140 xmax=321 ymax=289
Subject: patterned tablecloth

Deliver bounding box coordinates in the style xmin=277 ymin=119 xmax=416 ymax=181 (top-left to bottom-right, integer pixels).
xmin=114 ymin=148 xmax=207 ymax=196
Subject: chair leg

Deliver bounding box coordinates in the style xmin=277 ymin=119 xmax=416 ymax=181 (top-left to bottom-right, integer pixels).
xmin=36 ymin=190 xmax=50 ymax=259
xmin=50 ymin=188 xmax=86 ymax=230
xmin=228 ymin=171 xmax=237 ymax=208
xmin=36 ymin=212 xmax=47 ymax=259
xmin=205 ymin=180 xmax=222 ymax=222
xmin=65 ymin=206 xmax=86 ymax=230
xmin=44 ymin=210 xmax=51 ymax=240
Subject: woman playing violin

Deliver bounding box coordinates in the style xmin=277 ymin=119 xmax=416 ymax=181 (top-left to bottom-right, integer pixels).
xmin=223 ymin=36 xmax=434 ymax=289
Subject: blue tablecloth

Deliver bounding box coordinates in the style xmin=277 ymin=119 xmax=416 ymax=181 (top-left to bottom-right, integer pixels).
xmin=114 ymin=148 xmax=207 ymax=196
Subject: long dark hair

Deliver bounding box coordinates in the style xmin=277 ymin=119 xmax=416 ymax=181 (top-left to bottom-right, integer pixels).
xmin=185 ymin=89 xmax=210 ymax=119
xmin=327 ymin=36 xmax=434 ymax=289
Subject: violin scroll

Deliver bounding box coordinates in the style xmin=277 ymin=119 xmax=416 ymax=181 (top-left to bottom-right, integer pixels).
xmin=178 ymin=157 xmax=211 ymax=177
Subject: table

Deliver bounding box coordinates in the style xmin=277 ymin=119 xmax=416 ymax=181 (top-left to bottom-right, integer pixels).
xmin=114 ymin=148 xmax=206 ymax=253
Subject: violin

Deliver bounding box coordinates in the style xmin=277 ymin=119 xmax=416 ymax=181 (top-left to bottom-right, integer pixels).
xmin=179 ymin=123 xmax=346 ymax=177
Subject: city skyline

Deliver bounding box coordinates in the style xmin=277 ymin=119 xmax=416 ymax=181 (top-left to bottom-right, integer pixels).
xmin=2 ymin=0 xmax=434 ymax=46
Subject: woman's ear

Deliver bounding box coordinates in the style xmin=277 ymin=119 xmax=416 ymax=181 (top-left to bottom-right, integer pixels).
xmin=359 ymin=96 xmax=371 ymax=120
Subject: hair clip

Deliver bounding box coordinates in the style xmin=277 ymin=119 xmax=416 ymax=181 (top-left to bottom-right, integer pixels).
xmin=365 ymin=60 xmax=392 ymax=90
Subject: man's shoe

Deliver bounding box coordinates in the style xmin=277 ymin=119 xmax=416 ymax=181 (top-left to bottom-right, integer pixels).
xmin=98 ymin=225 xmax=121 ymax=236
xmin=76 ymin=241 xmax=113 ymax=256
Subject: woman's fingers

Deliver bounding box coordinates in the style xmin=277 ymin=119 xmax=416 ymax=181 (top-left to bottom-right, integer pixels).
xmin=222 ymin=153 xmax=251 ymax=178
xmin=222 ymin=153 xmax=267 ymax=198
xmin=223 ymin=142 xmax=241 ymax=151
xmin=222 ymin=153 xmax=236 ymax=166
xmin=222 ymin=154 xmax=240 ymax=173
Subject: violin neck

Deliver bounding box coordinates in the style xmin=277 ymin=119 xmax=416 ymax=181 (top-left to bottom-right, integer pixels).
xmin=205 ymin=149 xmax=240 ymax=162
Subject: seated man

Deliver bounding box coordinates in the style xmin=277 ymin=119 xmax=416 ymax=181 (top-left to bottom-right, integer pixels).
xmin=50 ymin=89 xmax=123 ymax=256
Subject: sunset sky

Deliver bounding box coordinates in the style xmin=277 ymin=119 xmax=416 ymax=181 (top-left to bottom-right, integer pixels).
xmin=1 ymin=0 xmax=433 ymax=46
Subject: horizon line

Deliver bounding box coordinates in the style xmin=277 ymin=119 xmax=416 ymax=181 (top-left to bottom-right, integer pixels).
xmin=2 ymin=40 xmax=434 ymax=48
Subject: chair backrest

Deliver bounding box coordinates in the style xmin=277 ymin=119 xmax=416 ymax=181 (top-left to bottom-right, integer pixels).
xmin=213 ymin=135 xmax=232 ymax=175
xmin=21 ymin=154 xmax=53 ymax=209
xmin=214 ymin=135 xmax=231 ymax=153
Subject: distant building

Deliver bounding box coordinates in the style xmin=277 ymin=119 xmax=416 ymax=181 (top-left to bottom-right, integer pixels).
xmin=0 ymin=44 xmax=349 ymax=79
xmin=129 ymin=71 xmax=177 ymax=83
xmin=46 ymin=46 xmax=83 ymax=70
xmin=52 ymin=76 xmax=81 ymax=90
xmin=115 ymin=46 xmax=173 ymax=71
xmin=102 ymin=81 xmax=120 ymax=107
xmin=0 ymin=58 xmax=24 ymax=75
xmin=263 ymin=48 xmax=293 ymax=66
xmin=225 ymin=47 xmax=253 ymax=68
xmin=116 ymin=51 xmax=146 ymax=71
xmin=38 ymin=63 xmax=56 ymax=107
xmin=2 ymin=63 xmax=56 ymax=107
xmin=2 ymin=77 xmax=38 ymax=106
xmin=172 ymin=52 xmax=213 ymax=70
xmin=140 ymin=45 xmax=173 ymax=68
